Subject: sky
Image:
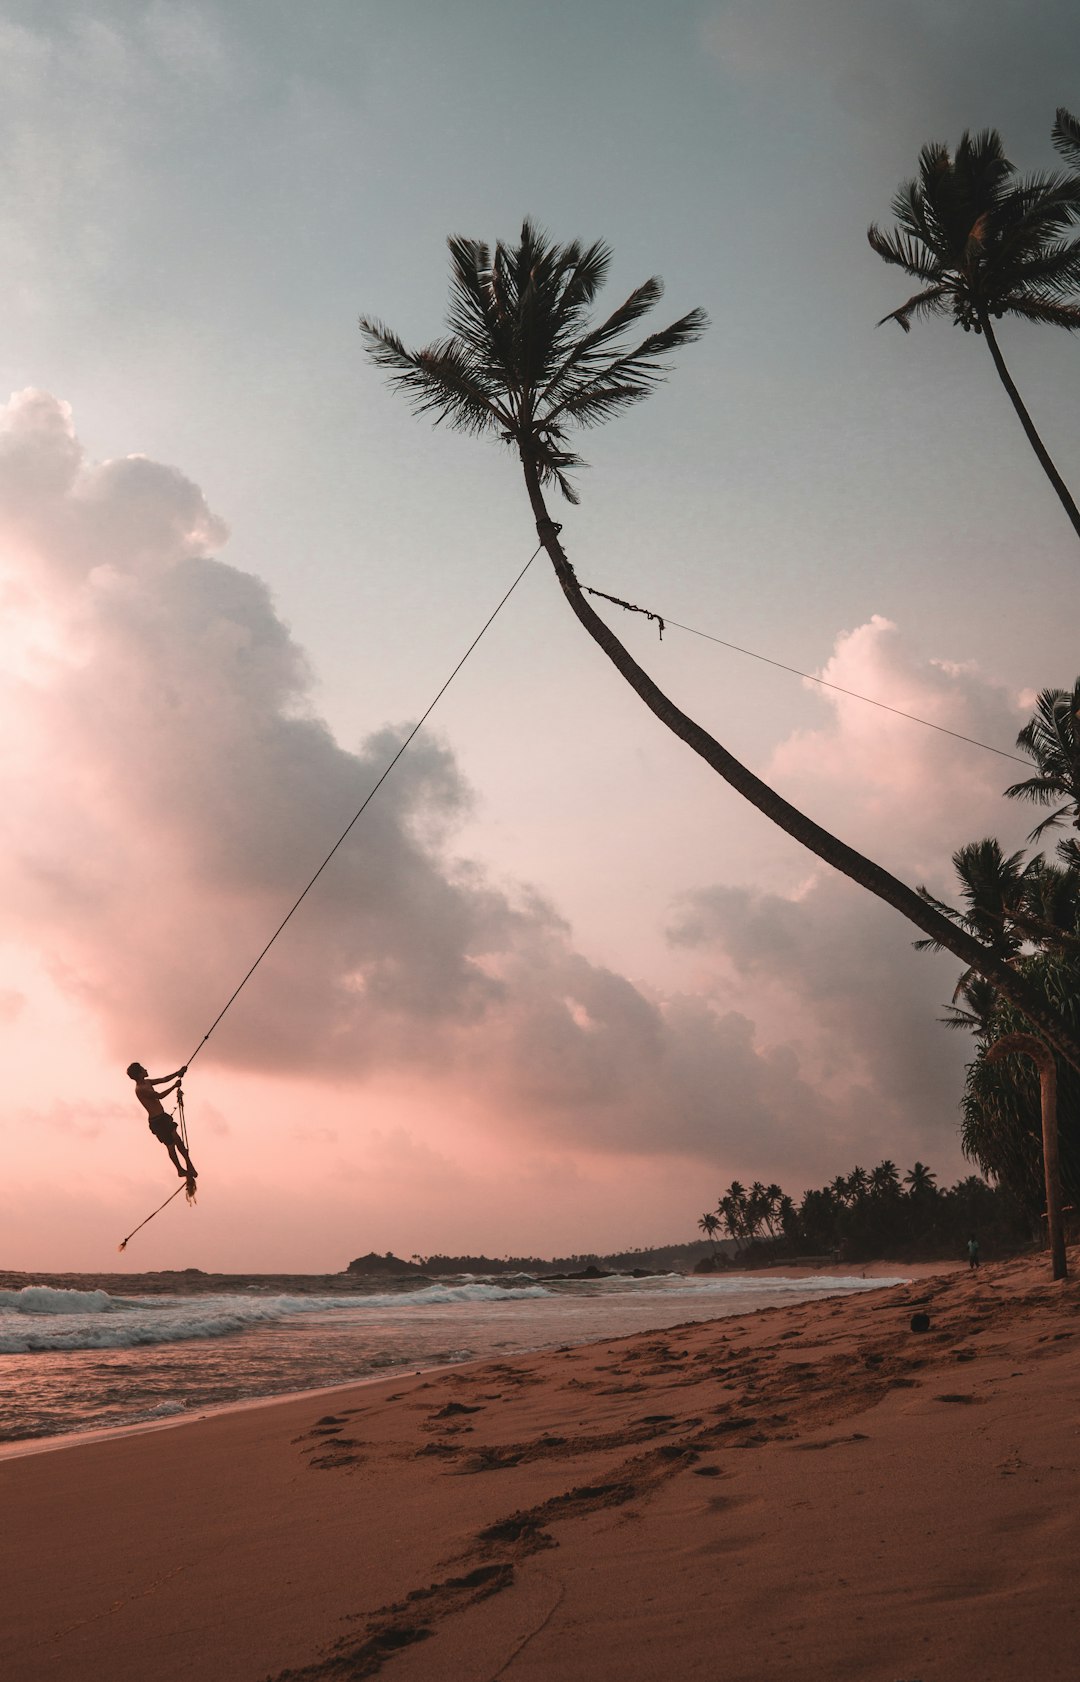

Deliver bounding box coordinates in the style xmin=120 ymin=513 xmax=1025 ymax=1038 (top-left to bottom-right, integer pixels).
xmin=2 ymin=0 xmax=1079 ymax=1271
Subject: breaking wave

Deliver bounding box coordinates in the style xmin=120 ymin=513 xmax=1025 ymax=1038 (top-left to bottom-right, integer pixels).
xmin=0 ymin=1281 xmax=553 ymax=1353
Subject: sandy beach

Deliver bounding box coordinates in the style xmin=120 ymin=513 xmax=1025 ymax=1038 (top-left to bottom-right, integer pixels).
xmin=2 ymin=1252 xmax=1077 ymax=1682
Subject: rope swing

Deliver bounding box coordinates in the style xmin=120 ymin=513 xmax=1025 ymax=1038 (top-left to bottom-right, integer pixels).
xmin=115 ymin=546 xmax=540 ymax=1251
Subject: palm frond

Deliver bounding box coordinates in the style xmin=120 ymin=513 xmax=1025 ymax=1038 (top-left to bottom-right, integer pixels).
xmin=358 ymin=319 xmax=507 ymax=435
xmin=1003 ymin=776 xmax=1069 ymax=807
xmin=1026 ymin=805 xmax=1074 ymax=842
xmin=567 ymin=278 xmax=666 ymax=361
xmin=866 ymin=223 xmax=941 ymax=280
xmin=877 ymin=284 xmax=953 ymax=331
xmin=444 ymin=236 xmax=517 ymax=380
xmin=1001 ymin=293 xmax=1080 ymax=329
xmin=1005 ymin=240 xmax=1080 ymax=294
xmin=541 ymin=306 xmax=708 ymax=430
xmin=1052 ymin=107 xmax=1080 ymax=170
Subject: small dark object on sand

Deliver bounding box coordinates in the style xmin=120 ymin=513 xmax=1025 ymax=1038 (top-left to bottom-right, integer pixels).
xmin=910 ymin=1312 xmax=931 ymax=1333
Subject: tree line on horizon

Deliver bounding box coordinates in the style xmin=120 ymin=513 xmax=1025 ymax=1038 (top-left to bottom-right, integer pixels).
xmin=699 ymin=1165 xmax=1029 ymax=1265
xmin=359 ymin=108 xmax=1080 ymax=1231
xmin=405 ymin=1242 xmax=720 ymax=1276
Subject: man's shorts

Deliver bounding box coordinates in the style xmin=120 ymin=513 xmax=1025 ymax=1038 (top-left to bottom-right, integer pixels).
xmin=148 ymin=1114 xmax=178 ymax=1144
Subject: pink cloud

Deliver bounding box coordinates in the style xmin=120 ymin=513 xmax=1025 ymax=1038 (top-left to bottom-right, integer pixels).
xmin=0 ymin=391 xmax=832 ymax=1175
xmin=767 ymin=614 xmax=1028 ymax=878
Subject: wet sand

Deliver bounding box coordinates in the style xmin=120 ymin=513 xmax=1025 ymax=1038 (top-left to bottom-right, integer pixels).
xmin=2 ymin=1251 xmax=1076 ymax=1682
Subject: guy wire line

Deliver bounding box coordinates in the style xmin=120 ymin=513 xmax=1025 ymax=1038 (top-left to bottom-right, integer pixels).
xmin=583 ymin=587 xmax=1029 ymax=768
xmin=184 ymin=545 xmax=542 ymax=1069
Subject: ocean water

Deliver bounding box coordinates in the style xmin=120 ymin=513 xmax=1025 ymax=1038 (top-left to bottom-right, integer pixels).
xmin=0 ymin=1272 xmax=905 ymax=1450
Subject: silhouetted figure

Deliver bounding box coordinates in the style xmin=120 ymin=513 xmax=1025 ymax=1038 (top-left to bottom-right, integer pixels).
xmin=967 ymin=1234 xmax=980 ymax=1270
xmin=127 ymin=1062 xmax=197 ymax=1181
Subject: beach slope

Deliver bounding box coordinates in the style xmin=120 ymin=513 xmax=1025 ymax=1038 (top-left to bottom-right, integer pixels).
xmin=2 ymin=1253 xmax=1077 ymax=1682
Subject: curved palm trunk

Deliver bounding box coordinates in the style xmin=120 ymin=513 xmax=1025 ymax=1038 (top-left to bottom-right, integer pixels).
xmin=986 ymin=1033 xmax=1067 ymax=1280
xmin=978 ymin=310 xmax=1080 ymax=546
xmin=519 ymin=452 xmax=1080 ymax=1074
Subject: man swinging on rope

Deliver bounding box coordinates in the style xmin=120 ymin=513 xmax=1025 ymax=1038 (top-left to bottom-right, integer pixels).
xmin=127 ymin=1063 xmax=197 ymax=1182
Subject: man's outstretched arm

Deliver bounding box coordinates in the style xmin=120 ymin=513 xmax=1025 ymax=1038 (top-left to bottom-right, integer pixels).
xmin=147 ymin=1066 xmax=187 ymax=1087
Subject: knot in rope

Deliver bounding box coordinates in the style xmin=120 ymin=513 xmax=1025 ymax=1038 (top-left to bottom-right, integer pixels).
xmin=583 ymin=584 xmax=665 ymax=641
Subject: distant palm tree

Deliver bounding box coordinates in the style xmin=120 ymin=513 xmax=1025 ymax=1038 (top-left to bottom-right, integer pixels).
xmin=846 ymin=1165 xmax=869 ymax=1201
xmin=719 ymin=1182 xmax=750 ymax=1245
xmin=360 ymin=220 xmax=1080 ymax=1070
xmin=869 ymin=129 xmax=1080 ymax=542
xmin=748 ymin=1181 xmax=774 ymax=1239
xmin=869 ymin=1160 xmax=902 ymax=1197
xmin=1005 ymin=680 xmax=1080 ymax=843
xmin=829 ymin=1174 xmax=851 ymax=1208
xmin=697 ymin=1211 xmax=721 ymax=1252
xmin=904 ymin=1162 xmax=938 ymax=1197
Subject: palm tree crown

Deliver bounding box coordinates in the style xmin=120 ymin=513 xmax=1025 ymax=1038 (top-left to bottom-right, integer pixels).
xmin=359 ymin=219 xmax=707 ymax=504
xmin=868 ymin=129 xmax=1080 ymax=335
xmin=904 ymin=1162 xmax=938 ymax=1196
xmin=916 ymin=838 xmax=1037 ymax=965
xmin=1005 ymin=680 xmax=1080 ymax=842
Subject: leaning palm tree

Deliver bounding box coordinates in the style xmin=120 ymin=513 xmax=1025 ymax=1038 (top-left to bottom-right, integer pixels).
xmin=359 ymin=220 xmax=1080 ymax=1069
xmin=1005 ymin=680 xmax=1080 ymax=841
xmin=868 ymin=130 xmax=1080 ymax=542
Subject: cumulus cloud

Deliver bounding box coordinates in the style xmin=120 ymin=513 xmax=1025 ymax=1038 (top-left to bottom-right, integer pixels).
xmin=767 ymin=614 xmax=1029 ymax=879
xmin=0 ymin=390 xmax=831 ymax=1169
xmin=3 ymin=393 xmax=1044 ymax=1185
xmin=668 ymin=613 xmax=1042 ymax=1174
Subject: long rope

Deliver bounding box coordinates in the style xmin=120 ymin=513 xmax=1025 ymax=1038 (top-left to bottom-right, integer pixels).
xmin=583 ymin=586 xmax=1030 ymax=767
xmin=183 ymin=545 xmax=541 ymax=1070
xmin=118 ymin=549 xmax=538 ymax=1252
xmin=118 ymin=1178 xmax=188 ymax=1252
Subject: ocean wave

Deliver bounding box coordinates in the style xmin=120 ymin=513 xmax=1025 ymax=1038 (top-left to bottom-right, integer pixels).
xmin=0 ymin=1286 xmax=130 ymax=1316
xmin=0 ymin=1281 xmax=553 ymax=1354
xmin=682 ymin=1273 xmax=908 ymax=1294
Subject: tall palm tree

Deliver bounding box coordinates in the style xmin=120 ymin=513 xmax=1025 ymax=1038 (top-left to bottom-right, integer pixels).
xmin=829 ymin=1174 xmax=851 ymax=1208
xmin=718 ymin=1183 xmax=749 ymax=1246
xmin=868 ymin=130 xmax=1080 ymax=542
xmin=1005 ymin=680 xmax=1080 ymax=842
xmin=904 ymin=1161 xmax=938 ymax=1197
xmin=869 ymin=1159 xmax=901 ymax=1197
xmin=697 ymin=1211 xmax=721 ymax=1252
xmin=846 ymin=1165 xmax=869 ymax=1201
xmin=359 ymin=221 xmax=1080 ymax=1070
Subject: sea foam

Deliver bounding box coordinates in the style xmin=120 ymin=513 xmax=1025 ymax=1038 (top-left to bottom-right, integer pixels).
xmin=0 ymin=1281 xmax=553 ymax=1354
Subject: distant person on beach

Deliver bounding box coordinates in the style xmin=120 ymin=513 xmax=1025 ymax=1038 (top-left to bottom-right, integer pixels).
xmin=127 ymin=1062 xmax=197 ymax=1181
xmin=967 ymin=1234 xmax=980 ymax=1269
